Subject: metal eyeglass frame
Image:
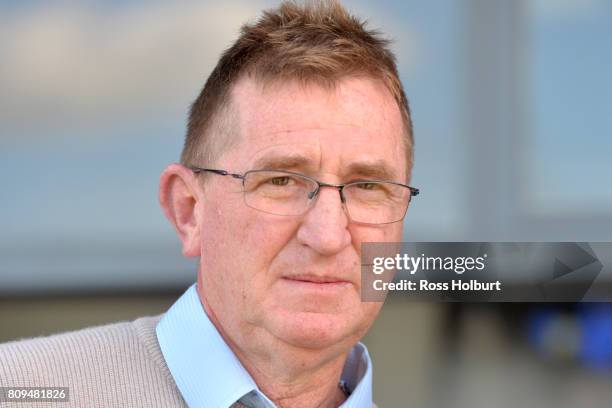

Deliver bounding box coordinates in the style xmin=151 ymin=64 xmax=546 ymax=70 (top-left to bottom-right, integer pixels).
xmin=188 ymin=166 xmax=420 ymax=224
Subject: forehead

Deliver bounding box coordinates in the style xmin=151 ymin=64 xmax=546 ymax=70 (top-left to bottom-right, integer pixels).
xmin=223 ymin=75 xmax=406 ymax=179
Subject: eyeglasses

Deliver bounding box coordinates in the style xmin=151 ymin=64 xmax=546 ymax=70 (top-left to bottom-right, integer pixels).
xmin=188 ymin=166 xmax=419 ymax=225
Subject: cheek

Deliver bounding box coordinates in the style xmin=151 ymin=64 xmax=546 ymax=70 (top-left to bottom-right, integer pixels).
xmin=199 ymin=203 xmax=299 ymax=311
xmin=386 ymin=223 xmax=404 ymax=241
xmin=350 ymin=223 xmax=403 ymax=250
xmin=361 ymin=297 xmax=384 ymax=317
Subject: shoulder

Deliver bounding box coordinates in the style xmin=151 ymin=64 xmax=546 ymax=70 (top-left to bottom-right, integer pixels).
xmin=0 ymin=315 xmax=186 ymax=407
xmin=0 ymin=315 xmax=161 ymax=381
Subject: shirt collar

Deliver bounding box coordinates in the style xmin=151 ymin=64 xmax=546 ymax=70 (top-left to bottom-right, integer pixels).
xmin=156 ymin=283 xmax=373 ymax=408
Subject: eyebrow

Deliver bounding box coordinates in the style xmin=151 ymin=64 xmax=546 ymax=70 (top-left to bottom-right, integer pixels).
xmin=252 ymin=153 xmax=313 ymax=171
xmin=344 ymin=159 xmax=398 ymax=181
xmin=251 ymin=154 xmax=399 ymax=181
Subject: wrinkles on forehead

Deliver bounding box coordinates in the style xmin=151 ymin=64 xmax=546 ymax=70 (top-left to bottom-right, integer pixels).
xmin=216 ymin=75 xmax=407 ymax=182
xmin=235 ymin=76 xmax=397 ymax=134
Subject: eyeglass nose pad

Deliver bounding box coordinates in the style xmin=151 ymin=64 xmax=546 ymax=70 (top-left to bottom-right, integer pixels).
xmin=307 ymin=190 xmax=317 ymax=200
xmin=338 ymin=188 xmax=346 ymax=204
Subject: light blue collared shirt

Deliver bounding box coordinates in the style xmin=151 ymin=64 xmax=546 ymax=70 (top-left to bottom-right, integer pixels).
xmin=156 ymin=284 xmax=373 ymax=408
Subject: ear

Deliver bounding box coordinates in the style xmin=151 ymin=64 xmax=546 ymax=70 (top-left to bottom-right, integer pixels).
xmin=159 ymin=164 xmax=201 ymax=257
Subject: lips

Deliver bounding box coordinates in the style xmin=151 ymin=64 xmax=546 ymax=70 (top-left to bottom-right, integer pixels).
xmin=282 ymin=274 xmax=351 ymax=285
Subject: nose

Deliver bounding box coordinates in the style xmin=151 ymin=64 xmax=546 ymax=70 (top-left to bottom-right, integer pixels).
xmin=296 ymin=185 xmax=352 ymax=256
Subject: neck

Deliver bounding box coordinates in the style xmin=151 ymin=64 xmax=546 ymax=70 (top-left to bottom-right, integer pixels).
xmin=239 ymin=352 xmax=349 ymax=408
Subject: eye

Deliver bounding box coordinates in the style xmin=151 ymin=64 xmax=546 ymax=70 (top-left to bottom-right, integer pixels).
xmin=357 ymin=182 xmax=378 ymax=190
xmin=269 ymin=176 xmax=290 ymax=186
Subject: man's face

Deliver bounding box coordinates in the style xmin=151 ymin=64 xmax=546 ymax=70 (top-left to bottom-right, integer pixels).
xmin=196 ymin=76 xmax=408 ymax=354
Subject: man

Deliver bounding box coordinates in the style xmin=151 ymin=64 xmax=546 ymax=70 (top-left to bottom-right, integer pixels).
xmin=0 ymin=1 xmax=417 ymax=407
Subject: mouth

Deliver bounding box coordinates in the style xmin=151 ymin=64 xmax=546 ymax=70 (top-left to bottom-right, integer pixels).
xmin=281 ymin=274 xmax=353 ymax=293
xmin=283 ymin=274 xmax=349 ymax=284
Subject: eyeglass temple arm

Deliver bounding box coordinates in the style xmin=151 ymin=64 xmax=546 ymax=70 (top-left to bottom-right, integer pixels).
xmin=410 ymin=187 xmax=420 ymax=197
xmin=188 ymin=166 xmax=244 ymax=179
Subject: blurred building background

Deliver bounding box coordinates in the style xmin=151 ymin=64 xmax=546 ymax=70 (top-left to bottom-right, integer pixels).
xmin=1 ymin=0 xmax=611 ymax=407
